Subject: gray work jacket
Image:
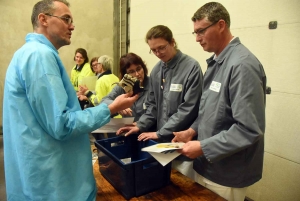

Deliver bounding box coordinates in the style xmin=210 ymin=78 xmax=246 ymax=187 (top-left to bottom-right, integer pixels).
xmin=137 ymin=50 xmax=203 ymax=142
xmin=192 ymin=37 xmax=266 ymax=188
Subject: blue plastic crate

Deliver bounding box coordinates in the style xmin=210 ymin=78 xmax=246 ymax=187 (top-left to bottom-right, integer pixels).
xmin=94 ymin=135 xmax=171 ymax=199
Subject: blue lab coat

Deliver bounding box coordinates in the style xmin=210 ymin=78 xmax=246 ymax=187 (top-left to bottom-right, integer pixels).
xmin=3 ymin=33 xmax=111 ymax=201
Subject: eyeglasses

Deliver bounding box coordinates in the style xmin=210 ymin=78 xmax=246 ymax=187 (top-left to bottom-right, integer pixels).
xmin=192 ymin=21 xmax=218 ymax=37
xmin=149 ymin=44 xmax=169 ymax=54
xmin=45 ymin=13 xmax=73 ymax=25
xmin=127 ymin=65 xmax=143 ymax=76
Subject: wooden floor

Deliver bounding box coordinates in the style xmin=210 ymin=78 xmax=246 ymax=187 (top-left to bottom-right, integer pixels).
xmin=93 ymin=160 xmax=226 ymax=201
xmin=0 ymin=141 xmax=226 ymax=200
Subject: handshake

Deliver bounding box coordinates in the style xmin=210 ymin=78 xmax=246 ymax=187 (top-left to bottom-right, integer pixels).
xmin=115 ymin=74 xmax=144 ymax=95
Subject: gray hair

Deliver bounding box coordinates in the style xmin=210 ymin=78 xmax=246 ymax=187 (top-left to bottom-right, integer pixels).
xmin=191 ymin=2 xmax=231 ymax=28
xmin=31 ymin=0 xmax=70 ymax=29
xmin=98 ymin=55 xmax=113 ymax=71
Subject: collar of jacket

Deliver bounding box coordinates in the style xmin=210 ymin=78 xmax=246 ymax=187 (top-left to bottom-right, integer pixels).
xmin=207 ymin=37 xmax=241 ymax=66
xmin=160 ymin=50 xmax=183 ymax=69
xmin=98 ymin=69 xmax=112 ymax=79
xmin=75 ymin=64 xmax=84 ymax=72
xmin=26 ymin=33 xmax=58 ymax=53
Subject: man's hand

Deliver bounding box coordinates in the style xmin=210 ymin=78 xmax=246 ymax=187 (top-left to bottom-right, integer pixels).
xmin=116 ymin=125 xmax=140 ymax=136
xmin=137 ymin=132 xmax=158 ymax=141
xmin=178 ymin=141 xmax=203 ymax=159
xmin=172 ymin=128 xmax=196 ymax=143
xmin=108 ymin=93 xmax=138 ymax=115
xmin=118 ymin=108 xmax=133 ymax=117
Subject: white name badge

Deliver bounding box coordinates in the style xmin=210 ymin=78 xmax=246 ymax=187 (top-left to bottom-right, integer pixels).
xmin=170 ymin=84 xmax=182 ymax=92
xmin=209 ymin=81 xmax=221 ymax=92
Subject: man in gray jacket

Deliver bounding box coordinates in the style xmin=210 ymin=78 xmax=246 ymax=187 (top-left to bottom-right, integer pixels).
xmin=173 ymin=2 xmax=266 ymax=201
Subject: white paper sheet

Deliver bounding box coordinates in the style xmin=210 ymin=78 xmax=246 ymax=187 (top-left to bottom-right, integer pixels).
xmin=91 ymin=117 xmax=134 ymax=133
xmin=80 ymin=76 xmax=97 ymax=91
xmin=142 ymin=143 xmax=185 ymax=166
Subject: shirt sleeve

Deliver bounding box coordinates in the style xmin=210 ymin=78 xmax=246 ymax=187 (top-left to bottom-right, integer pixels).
xmin=100 ymin=85 xmax=124 ymax=116
xmin=101 ymin=85 xmax=124 ymax=106
xmin=27 ymin=52 xmax=111 ymax=140
xmin=190 ymin=114 xmax=200 ymax=133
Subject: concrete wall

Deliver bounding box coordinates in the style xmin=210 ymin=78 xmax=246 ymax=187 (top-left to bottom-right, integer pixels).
xmin=129 ymin=0 xmax=300 ymax=200
xmin=0 ymin=0 xmax=115 ymax=128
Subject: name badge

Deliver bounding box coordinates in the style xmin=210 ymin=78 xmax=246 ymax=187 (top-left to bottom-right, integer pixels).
xmin=209 ymin=81 xmax=221 ymax=92
xmin=170 ymin=84 xmax=182 ymax=92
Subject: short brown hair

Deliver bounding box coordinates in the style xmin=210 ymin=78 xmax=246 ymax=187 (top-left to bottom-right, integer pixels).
xmin=145 ymin=25 xmax=174 ymax=45
xmin=31 ymin=0 xmax=70 ymax=29
xmin=145 ymin=25 xmax=177 ymax=49
xmin=191 ymin=2 xmax=231 ymax=28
